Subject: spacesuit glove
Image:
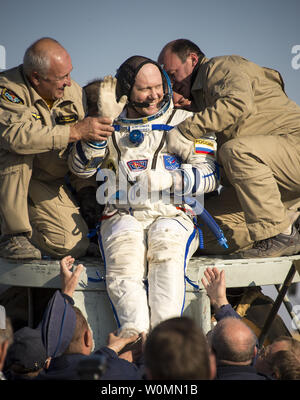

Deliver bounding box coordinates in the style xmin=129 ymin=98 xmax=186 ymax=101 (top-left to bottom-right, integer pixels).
xmin=136 ymin=169 xmax=173 ymax=192
xmin=170 ymin=165 xmax=197 ymax=195
xmin=97 ymin=75 xmax=127 ymax=120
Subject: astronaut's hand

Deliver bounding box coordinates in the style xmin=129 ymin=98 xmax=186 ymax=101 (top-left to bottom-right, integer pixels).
xmin=98 ymin=75 xmax=127 ymax=120
xmin=135 ymin=169 xmax=173 ymax=192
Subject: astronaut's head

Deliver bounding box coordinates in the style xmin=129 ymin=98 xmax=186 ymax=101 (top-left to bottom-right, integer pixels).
xmin=116 ymin=56 xmax=172 ymax=119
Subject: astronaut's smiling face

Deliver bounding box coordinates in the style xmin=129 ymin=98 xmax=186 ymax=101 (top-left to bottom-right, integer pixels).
xmin=129 ymin=63 xmax=164 ymax=118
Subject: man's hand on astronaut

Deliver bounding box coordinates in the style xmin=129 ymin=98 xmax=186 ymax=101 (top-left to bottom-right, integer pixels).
xmin=107 ymin=331 xmax=140 ymax=356
xmin=69 ymin=116 xmax=114 ymax=143
xmin=173 ymin=90 xmax=192 ymax=110
xmin=97 ymin=75 xmax=127 ymax=120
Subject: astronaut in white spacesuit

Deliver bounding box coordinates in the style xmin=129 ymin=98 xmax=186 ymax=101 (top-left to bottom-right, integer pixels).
xmin=68 ymin=56 xmax=219 ymax=336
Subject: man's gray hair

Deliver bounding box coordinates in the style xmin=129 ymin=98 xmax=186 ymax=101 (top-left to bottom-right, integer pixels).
xmin=23 ymin=37 xmax=59 ymax=78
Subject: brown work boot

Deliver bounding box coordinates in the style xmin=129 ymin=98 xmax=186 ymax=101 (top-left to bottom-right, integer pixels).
xmin=237 ymin=224 xmax=300 ymax=258
xmin=0 ymin=233 xmax=41 ymax=260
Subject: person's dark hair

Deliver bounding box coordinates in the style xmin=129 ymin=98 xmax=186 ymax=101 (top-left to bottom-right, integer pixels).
xmin=159 ymin=39 xmax=205 ymax=63
xmin=272 ymin=335 xmax=300 ymax=355
xmin=271 ymin=350 xmax=300 ymax=380
xmin=144 ymin=317 xmax=211 ymax=380
xmin=64 ymin=307 xmax=89 ymax=355
xmin=4 ymin=326 xmax=47 ymax=376
xmin=83 ymin=79 xmax=103 ymax=116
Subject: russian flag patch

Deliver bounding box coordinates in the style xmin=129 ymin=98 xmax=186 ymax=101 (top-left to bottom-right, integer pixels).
xmin=194 ymin=139 xmax=215 ymax=156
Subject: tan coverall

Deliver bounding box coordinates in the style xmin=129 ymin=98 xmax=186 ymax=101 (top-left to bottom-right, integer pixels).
xmin=177 ymin=55 xmax=300 ymax=253
xmin=0 ymin=65 xmax=92 ymax=258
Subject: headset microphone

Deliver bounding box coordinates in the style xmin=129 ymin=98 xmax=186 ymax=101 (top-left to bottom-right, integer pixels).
xmin=130 ymin=94 xmax=169 ymax=109
xmin=130 ymin=100 xmax=150 ymax=108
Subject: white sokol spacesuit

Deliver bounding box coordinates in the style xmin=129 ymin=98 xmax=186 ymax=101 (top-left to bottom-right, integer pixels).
xmin=68 ymin=58 xmax=219 ymax=335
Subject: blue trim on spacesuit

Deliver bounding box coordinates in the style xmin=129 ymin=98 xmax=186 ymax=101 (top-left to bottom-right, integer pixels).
xmin=75 ymin=141 xmax=88 ymax=165
xmin=180 ymin=226 xmax=198 ymax=316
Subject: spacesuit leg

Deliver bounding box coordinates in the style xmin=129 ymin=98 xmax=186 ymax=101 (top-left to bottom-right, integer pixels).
xmin=0 ymin=152 xmax=33 ymax=234
xmin=99 ymin=213 xmax=149 ymax=334
xmin=147 ymin=215 xmax=199 ymax=329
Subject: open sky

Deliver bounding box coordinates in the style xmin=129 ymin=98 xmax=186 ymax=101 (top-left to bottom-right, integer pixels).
xmin=1 ymin=0 xmax=300 ymax=104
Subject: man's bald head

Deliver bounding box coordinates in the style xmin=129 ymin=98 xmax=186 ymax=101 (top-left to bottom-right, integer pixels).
xmin=23 ymin=37 xmax=72 ymax=100
xmin=23 ymin=37 xmax=69 ymax=78
xmin=211 ymin=317 xmax=257 ymax=364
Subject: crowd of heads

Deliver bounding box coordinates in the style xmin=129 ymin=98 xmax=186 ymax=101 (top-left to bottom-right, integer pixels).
xmin=2 ymin=300 xmax=300 ymax=381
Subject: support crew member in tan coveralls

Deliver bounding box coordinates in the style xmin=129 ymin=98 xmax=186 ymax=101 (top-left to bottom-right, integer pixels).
xmin=158 ymin=39 xmax=300 ymax=258
xmin=0 ymin=37 xmax=114 ymax=260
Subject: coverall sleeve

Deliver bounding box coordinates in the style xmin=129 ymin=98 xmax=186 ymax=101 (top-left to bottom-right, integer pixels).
xmin=0 ymin=99 xmax=70 ymax=154
xmin=177 ymin=61 xmax=255 ymax=140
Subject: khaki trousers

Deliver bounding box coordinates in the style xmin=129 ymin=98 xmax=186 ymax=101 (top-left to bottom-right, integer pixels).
xmin=198 ymin=185 xmax=300 ymax=255
xmin=198 ymin=133 xmax=300 ymax=254
xmin=0 ymin=153 xmax=89 ymax=258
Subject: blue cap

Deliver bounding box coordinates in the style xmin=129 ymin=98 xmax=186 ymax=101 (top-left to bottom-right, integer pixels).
xmin=41 ymin=291 xmax=76 ymax=358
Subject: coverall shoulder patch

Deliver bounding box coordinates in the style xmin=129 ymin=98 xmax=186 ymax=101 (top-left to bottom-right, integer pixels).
xmin=127 ymin=159 xmax=148 ymax=171
xmin=163 ymin=155 xmax=181 ymax=170
xmin=55 ymin=114 xmax=78 ymax=125
xmin=31 ymin=112 xmax=42 ymax=120
xmin=1 ymin=87 xmax=24 ymax=104
xmin=194 ymin=139 xmax=214 ymax=156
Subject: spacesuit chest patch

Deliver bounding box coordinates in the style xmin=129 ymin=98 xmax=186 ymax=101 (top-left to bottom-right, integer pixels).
xmin=163 ymin=155 xmax=181 ymax=170
xmin=127 ymin=159 xmax=148 ymax=171
xmin=194 ymin=139 xmax=214 ymax=156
